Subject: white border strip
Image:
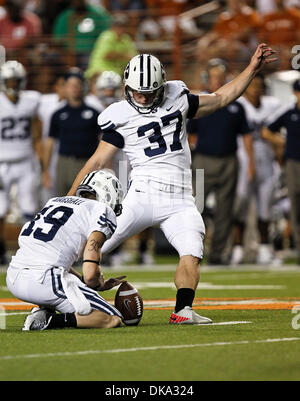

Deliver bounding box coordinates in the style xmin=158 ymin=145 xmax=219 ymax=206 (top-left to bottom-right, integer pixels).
xmin=0 ymin=337 xmax=299 ymax=361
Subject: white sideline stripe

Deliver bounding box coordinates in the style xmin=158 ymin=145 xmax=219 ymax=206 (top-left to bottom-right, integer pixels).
xmin=0 ymin=337 xmax=299 ymax=361
xmin=0 ymin=312 xmax=29 ymax=316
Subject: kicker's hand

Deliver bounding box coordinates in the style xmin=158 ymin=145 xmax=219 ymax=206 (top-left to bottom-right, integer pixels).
xmin=250 ymin=43 xmax=277 ymax=73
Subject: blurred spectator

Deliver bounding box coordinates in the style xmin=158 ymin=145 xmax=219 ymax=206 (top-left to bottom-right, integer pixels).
xmin=34 ymin=0 xmax=70 ymax=34
xmin=197 ymin=0 xmax=261 ymax=67
xmin=0 ymin=4 xmax=6 ymax=19
xmin=0 ymin=0 xmax=42 ymax=53
xmin=139 ymin=0 xmax=200 ymax=39
xmin=187 ymin=58 xmax=255 ymax=265
xmin=255 ymin=0 xmax=278 ymax=14
xmin=102 ymin=0 xmax=146 ymax=11
xmin=259 ymin=0 xmax=300 ymax=48
xmin=103 ymin=0 xmax=147 ymax=37
xmin=263 ymin=79 xmax=300 ymax=265
xmin=256 ymin=0 xmax=300 ymax=14
xmin=53 ymin=0 xmax=111 ymax=70
xmin=26 ymin=39 xmax=68 ymax=93
xmin=42 ymin=69 xmax=101 ymax=196
xmin=85 ymin=13 xmax=137 ymax=80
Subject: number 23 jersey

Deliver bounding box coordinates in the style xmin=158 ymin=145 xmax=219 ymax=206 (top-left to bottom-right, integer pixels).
xmin=11 ymin=196 xmax=116 ymax=282
xmin=98 ymin=80 xmax=199 ymax=190
xmin=0 ymin=90 xmax=40 ymax=162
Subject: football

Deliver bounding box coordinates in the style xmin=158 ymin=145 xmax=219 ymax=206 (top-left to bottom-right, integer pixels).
xmin=114 ymin=281 xmax=143 ymax=326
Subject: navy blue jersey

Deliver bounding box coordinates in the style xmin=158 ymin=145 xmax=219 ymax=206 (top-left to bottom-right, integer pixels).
xmin=187 ymin=101 xmax=251 ymax=156
xmin=49 ymin=102 xmax=100 ymax=158
xmin=267 ymin=103 xmax=300 ymax=161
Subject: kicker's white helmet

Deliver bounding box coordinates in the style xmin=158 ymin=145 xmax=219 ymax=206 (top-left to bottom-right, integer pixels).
xmin=95 ymin=70 xmax=122 ymax=107
xmin=76 ymin=170 xmax=123 ymax=216
xmin=124 ymin=54 xmax=166 ymax=114
xmin=0 ymin=60 xmax=27 ymax=95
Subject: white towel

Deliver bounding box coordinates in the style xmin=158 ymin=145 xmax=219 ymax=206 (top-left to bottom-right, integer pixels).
xmin=59 ymin=267 xmax=92 ymax=315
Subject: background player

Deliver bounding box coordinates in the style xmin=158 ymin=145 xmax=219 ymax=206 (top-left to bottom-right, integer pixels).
xmin=42 ymin=69 xmax=101 ymax=197
xmin=0 ymin=60 xmax=41 ymax=265
xmin=68 ymin=44 xmax=277 ymax=325
xmin=37 ymin=72 xmax=66 ymax=205
xmin=6 ymin=170 xmax=125 ymax=330
xmin=187 ymin=58 xmax=255 ymax=265
xmin=232 ymin=74 xmax=282 ymax=265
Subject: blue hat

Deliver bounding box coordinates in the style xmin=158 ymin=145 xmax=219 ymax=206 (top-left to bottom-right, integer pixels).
xmin=292 ymin=79 xmax=300 ymax=92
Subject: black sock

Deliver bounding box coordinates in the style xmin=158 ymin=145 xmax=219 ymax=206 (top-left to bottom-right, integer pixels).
xmin=258 ymin=219 xmax=270 ymax=244
xmin=47 ymin=313 xmax=77 ymax=329
xmin=175 ymin=288 xmax=195 ymax=313
xmin=139 ymin=239 xmax=147 ymax=254
xmin=0 ymin=240 xmax=6 ymax=256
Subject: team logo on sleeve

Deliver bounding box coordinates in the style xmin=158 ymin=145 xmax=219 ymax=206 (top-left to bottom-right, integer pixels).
xmin=97 ymin=214 xmax=117 ymax=234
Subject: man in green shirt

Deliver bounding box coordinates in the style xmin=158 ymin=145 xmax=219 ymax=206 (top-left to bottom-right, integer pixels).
xmin=53 ymin=0 xmax=111 ymax=69
xmin=85 ymin=13 xmax=137 ymax=80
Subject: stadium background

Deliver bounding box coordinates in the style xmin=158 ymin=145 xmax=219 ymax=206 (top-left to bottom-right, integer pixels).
xmin=1 ymin=0 xmax=300 ymax=266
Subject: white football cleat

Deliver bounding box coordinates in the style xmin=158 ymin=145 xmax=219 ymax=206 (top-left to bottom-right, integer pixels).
xmin=256 ymin=244 xmax=273 ymax=265
xmin=22 ymin=307 xmax=54 ymax=331
xmin=169 ymin=306 xmax=212 ymax=325
xmin=231 ymin=245 xmax=244 ymax=265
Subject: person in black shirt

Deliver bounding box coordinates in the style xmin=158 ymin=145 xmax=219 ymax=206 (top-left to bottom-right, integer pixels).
xmin=42 ymin=69 xmax=100 ymax=196
xmin=263 ymin=79 xmax=300 ymax=264
xmin=187 ymin=59 xmax=255 ymax=265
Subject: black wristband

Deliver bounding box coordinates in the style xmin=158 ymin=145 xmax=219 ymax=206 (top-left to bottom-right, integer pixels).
xmin=82 ymin=260 xmax=100 ymax=265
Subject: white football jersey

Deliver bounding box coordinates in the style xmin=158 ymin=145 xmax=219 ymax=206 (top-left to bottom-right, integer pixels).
xmin=237 ymin=95 xmax=281 ymax=163
xmin=11 ymin=196 xmax=116 ymax=279
xmin=98 ymin=81 xmax=194 ymax=190
xmin=0 ymin=90 xmax=41 ymax=162
xmin=238 ymin=95 xmax=281 ymax=141
xmin=37 ymin=93 xmax=66 ymax=138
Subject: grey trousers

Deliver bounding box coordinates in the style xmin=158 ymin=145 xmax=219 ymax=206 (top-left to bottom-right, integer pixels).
xmin=56 ymin=155 xmax=88 ymax=197
xmin=193 ymin=153 xmax=238 ymax=261
xmin=285 ymin=159 xmax=300 ymax=257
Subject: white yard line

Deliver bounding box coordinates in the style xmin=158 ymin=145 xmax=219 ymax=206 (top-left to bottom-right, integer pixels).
xmin=131 ymin=282 xmax=284 ymax=290
xmin=0 ymin=337 xmax=299 ymax=361
xmin=1 ymin=265 xmax=300 ymax=274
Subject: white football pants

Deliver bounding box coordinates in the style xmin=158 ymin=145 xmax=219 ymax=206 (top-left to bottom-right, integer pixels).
xmin=0 ymin=158 xmax=39 ymax=220
xmin=102 ymin=179 xmax=205 ymax=259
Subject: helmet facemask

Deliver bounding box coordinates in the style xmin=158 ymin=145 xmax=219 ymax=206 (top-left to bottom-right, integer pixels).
xmin=124 ymin=54 xmax=166 ymax=114
xmin=125 ymin=85 xmax=165 ymax=114
xmin=76 ymin=170 xmax=124 ymax=216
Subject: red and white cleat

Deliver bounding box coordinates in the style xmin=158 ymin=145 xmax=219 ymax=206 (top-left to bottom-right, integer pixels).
xmin=169 ymin=306 xmax=212 ymax=325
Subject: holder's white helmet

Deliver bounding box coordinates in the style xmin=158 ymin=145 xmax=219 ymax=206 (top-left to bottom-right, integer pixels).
xmin=124 ymin=54 xmax=166 ymax=114
xmin=95 ymin=70 xmax=122 ymax=106
xmin=0 ymin=60 xmax=26 ymax=95
xmin=76 ymin=170 xmax=124 ymax=216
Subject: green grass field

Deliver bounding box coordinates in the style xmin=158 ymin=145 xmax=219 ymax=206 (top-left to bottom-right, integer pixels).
xmin=1 ymin=264 xmax=300 ymax=382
